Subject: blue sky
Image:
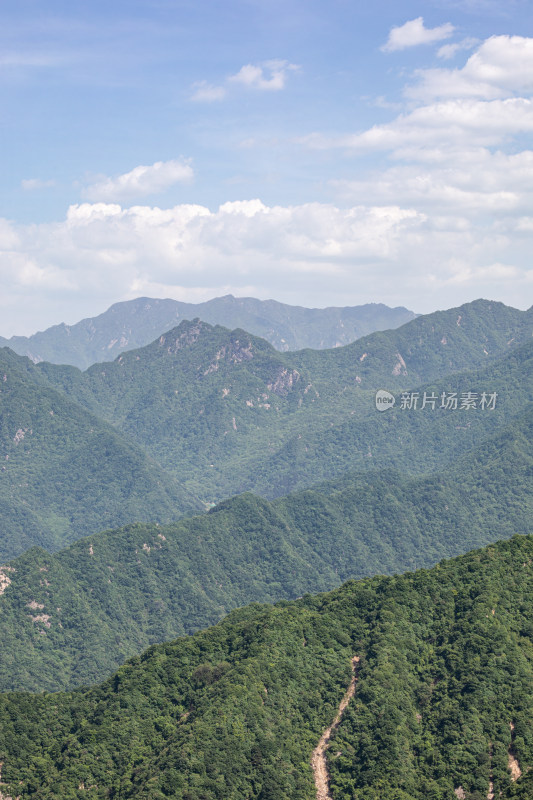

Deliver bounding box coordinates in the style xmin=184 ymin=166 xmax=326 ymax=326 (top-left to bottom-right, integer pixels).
xmin=1 ymin=0 xmax=533 ymax=334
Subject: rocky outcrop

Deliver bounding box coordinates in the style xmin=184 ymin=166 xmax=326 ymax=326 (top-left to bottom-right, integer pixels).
xmin=203 ymin=339 xmax=254 ymax=374
xmin=160 ymin=320 xmax=204 ymax=353
xmin=267 ymin=368 xmax=301 ymax=396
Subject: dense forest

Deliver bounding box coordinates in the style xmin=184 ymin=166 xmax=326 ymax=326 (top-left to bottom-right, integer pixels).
xmin=0 ymin=534 xmax=531 ymax=799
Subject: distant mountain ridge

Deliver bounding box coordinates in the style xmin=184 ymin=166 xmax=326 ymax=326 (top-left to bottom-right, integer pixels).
xmin=0 ymin=295 xmax=417 ymax=368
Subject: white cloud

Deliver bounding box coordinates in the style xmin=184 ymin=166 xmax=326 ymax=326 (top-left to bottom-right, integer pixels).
xmin=83 ymin=159 xmax=194 ymax=202
xmin=301 ymin=35 xmax=533 ymax=162
xmin=0 ymin=196 xmax=531 ymax=337
xmin=281 ymin=34 xmax=533 ymax=316
xmin=382 ymin=17 xmax=454 ymax=52
xmin=409 ymin=35 xmax=533 ymax=101
xmin=4 ymin=35 xmax=533 ymax=334
xmin=441 ymin=261 xmax=522 ymax=286
xmin=190 ymin=60 xmax=299 ymax=102
xmin=0 ymin=200 xmax=424 ymax=333
xmin=228 ymin=60 xmax=299 ymax=91
xmin=302 ymin=98 xmax=533 ymax=153
xmin=301 ymin=36 xmax=533 ymax=165
xmin=514 ymin=217 xmax=533 ymax=232
xmin=332 ymin=149 xmax=533 ymax=216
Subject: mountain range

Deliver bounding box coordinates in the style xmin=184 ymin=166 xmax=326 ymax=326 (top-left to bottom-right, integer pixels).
xmin=0 ymin=295 xmax=417 ymax=369
xmin=0 ymin=299 xmax=532 ymax=692
xmin=0 ymin=295 xmax=532 ymax=799
xmin=1 ymin=298 xmax=530 ymax=560
xmin=0 ymin=346 xmax=200 ymax=561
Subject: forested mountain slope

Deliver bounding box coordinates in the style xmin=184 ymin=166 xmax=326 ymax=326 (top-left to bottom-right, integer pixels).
xmin=0 ymin=534 xmax=531 ymax=800
xmin=0 ymin=295 xmax=416 ymax=368
xmin=254 ymin=335 xmax=533 ymax=496
xmin=288 ymin=298 xmax=533 ymax=395
xmin=0 ymin=350 xmax=200 ymax=561
xmin=0 ymin=403 xmax=531 ymax=692
xmin=1 ymin=298 xmax=531 ymax=560
xmin=32 ymin=300 xmax=533 ymax=502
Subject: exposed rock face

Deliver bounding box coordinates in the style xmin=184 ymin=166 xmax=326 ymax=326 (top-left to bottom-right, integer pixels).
xmin=29 ymin=614 xmax=51 ymax=628
xmin=228 ymin=340 xmax=254 ymax=363
xmin=160 ymin=320 xmax=204 ymax=353
xmin=0 ymin=567 xmax=14 ymax=597
xmin=13 ymin=428 xmax=30 ymax=445
xmin=267 ymin=368 xmax=301 ymax=396
xmin=392 ymin=352 xmax=407 ymax=376
xmin=203 ymin=339 xmax=254 ymax=374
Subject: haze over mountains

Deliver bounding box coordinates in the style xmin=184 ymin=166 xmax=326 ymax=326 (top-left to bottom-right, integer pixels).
xmin=0 ymin=295 xmax=416 ymax=369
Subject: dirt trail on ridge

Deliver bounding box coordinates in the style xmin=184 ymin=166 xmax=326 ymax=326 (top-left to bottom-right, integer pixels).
xmin=311 ymin=655 xmax=360 ymax=800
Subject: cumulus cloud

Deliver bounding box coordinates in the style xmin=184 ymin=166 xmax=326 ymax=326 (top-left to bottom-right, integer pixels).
xmin=382 ymin=17 xmax=454 ymax=52
xmin=3 ymin=35 xmax=533 ymax=334
xmin=302 ymin=36 xmax=533 ymax=156
xmin=0 ymin=200 xmax=423 ymax=333
xmin=302 ymin=98 xmax=533 ymax=153
xmin=278 ymin=32 xmax=533 ymax=316
xmin=408 ymin=35 xmax=533 ymax=101
xmin=190 ymin=60 xmax=299 ymax=102
xmin=332 ymin=149 xmax=533 ymax=215
xmin=83 ymin=159 xmax=194 ymax=202
xmin=23 ymin=200 xmax=424 ymax=275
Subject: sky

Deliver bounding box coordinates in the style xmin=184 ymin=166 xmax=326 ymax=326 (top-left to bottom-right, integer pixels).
xmin=1 ymin=0 xmax=533 ymax=335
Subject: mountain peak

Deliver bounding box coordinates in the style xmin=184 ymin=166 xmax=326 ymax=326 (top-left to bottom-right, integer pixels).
xmin=157 ymin=318 xmax=207 ymax=353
